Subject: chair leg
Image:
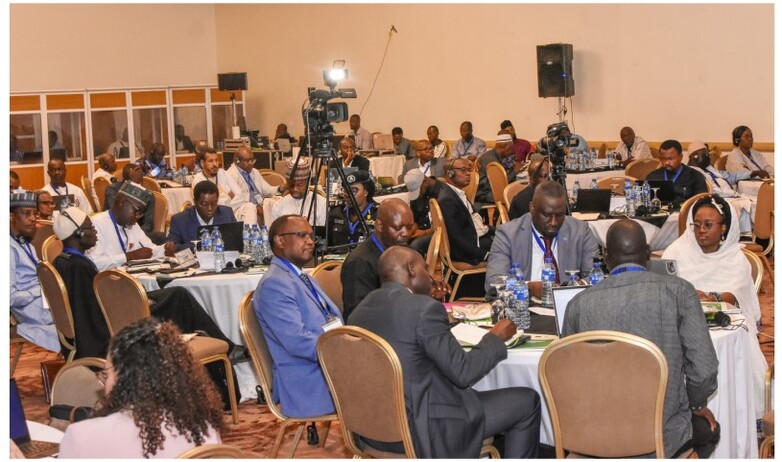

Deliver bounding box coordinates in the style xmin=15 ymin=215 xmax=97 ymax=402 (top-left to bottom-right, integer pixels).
xmin=286 ymin=423 xmax=306 ymax=458
xmin=760 ymin=435 xmax=774 ymax=458
xmin=760 ymin=254 xmax=774 ymax=287
xmin=270 ymin=421 xmax=289 ymax=458
xmin=480 ymin=444 xmax=500 ymax=459
xmin=10 ymin=340 xmax=23 ymax=376
xmin=317 ymin=420 xmax=332 ymax=448
xmin=220 ymin=357 xmax=239 ymax=424
xmin=448 ymin=273 xmax=464 ymax=302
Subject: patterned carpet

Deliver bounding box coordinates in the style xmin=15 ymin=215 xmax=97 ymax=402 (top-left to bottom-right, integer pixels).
xmin=12 ymin=259 xmax=774 ymax=458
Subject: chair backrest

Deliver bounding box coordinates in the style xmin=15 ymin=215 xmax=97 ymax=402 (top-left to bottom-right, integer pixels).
xmin=485 ymin=161 xmax=509 ymax=205
xmin=32 ymin=221 xmax=54 ymax=259
xmin=425 ymin=228 xmax=441 ymax=278
xmin=496 ymin=201 xmax=509 ymax=225
xmin=709 ymin=146 xmax=722 ymax=166
xmin=624 ymin=158 xmax=660 ymax=181
xmin=176 ymin=443 xmax=248 ymax=459
xmin=237 ymin=291 xmax=286 ymax=421
xmin=429 ymin=198 xmax=453 ymax=267
xmin=81 ymin=174 xmax=99 ymax=213
xmin=463 ymin=171 xmax=479 ymax=204
xmin=677 ymin=192 xmax=711 ymax=236
xmin=714 ymin=155 xmax=728 ymax=171
xmin=180 ymin=200 xmax=193 ymax=212
xmin=597 ymin=143 xmax=607 ymax=159
xmin=596 ymin=175 xmax=637 ymax=196
xmin=260 ymin=170 xmax=287 ymax=187
xmin=754 ymin=180 xmax=774 ymax=240
xmin=41 ymin=235 xmax=63 ymax=263
xmin=310 ymin=261 xmax=344 ymax=313
xmin=539 ymin=330 xmax=668 ymax=458
xmin=504 ymin=182 xmax=527 ymax=209
xmin=93 ymin=176 xmax=111 ymax=211
xmin=318 ymin=326 xmax=416 ymax=458
xmin=36 ymin=261 xmax=77 ymax=360
xmin=50 ymin=357 xmax=106 ymax=409
xmin=150 ymin=190 xmax=169 ymax=233
xmin=649 ymin=147 xmax=660 ymax=159
xmin=93 ymin=269 xmax=151 ymax=336
xmin=741 ymin=248 xmax=763 ymax=294
xmin=141 ymin=176 xmax=162 ymax=193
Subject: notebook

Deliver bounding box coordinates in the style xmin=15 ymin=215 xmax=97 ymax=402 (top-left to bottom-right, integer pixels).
xmin=197 ymin=221 xmax=245 ymax=252
xmin=552 ymin=285 xmax=588 ymax=337
xmin=10 ymin=378 xmax=59 ymax=458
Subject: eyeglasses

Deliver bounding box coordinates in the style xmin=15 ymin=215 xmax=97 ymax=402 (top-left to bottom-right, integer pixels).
xmin=95 ymin=366 xmax=113 ymax=386
xmin=278 ymin=231 xmax=316 ymax=241
xmin=451 ymin=166 xmax=474 ymax=173
xmin=690 ymin=221 xmax=723 ymax=231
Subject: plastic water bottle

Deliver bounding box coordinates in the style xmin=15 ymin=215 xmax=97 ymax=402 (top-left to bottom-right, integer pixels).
xmin=573 ymin=181 xmax=581 ymax=202
xmin=607 ymin=151 xmax=614 ymax=169
xmin=541 ymin=257 xmax=556 ymax=308
xmin=512 ymin=282 xmax=531 ymax=330
xmin=213 ymin=233 xmax=225 ymax=273
xmin=242 ymin=224 xmax=251 ymax=254
xmin=260 ymin=225 xmax=271 ymax=264
xmin=211 ymin=226 xmax=222 ymax=244
xmin=590 ymin=148 xmax=597 ymax=168
xmin=642 ymin=181 xmax=651 ymax=208
xmin=505 ymin=268 xmax=518 ymax=302
xmin=590 ymin=178 xmax=598 ymax=189
xmin=588 ymin=261 xmax=605 ymax=285
xmin=200 ymin=228 xmax=212 ymax=252
xmin=624 ymin=180 xmax=635 ymax=217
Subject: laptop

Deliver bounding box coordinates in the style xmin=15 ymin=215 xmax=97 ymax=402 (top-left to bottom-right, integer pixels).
xmin=328 ymin=167 xmax=358 ymax=186
xmin=275 ymin=138 xmax=292 ymax=153
xmin=647 ymin=258 xmax=678 ymax=277
xmin=552 ymin=285 xmax=588 ymax=337
xmin=575 ymin=188 xmax=612 ymax=213
xmin=373 ymin=133 xmax=394 ymax=151
xmin=197 ymin=221 xmax=245 ymax=252
xmin=644 ymin=180 xmax=677 ymax=203
xmin=52 ymin=194 xmax=76 ymax=210
xmin=10 ymin=378 xmax=59 ymax=458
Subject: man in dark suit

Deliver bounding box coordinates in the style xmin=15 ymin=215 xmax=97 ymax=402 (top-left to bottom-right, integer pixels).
xmin=399 ymin=139 xmax=445 ymax=183
xmin=167 ymin=180 xmax=236 ymax=251
xmin=436 ymin=158 xmax=494 ymax=266
xmin=104 ymin=163 xmax=156 ymax=237
xmin=646 ymin=139 xmax=708 ymax=208
xmin=509 ymin=156 xmax=550 ymax=220
xmin=328 ymin=137 xmax=369 ymax=172
xmin=349 ymin=246 xmax=540 ymax=458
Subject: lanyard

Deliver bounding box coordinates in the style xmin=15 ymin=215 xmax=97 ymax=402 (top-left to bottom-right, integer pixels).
xmin=62 ymin=247 xmax=98 ymax=271
xmin=610 ymin=265 xmax=647 ymax=276
xmin=370 ymin=234 xmax=385 ymax=253
xmin=420 ymin=162 xmax=430 ymax=175
xmin=108 ymin=210 xmax=128 ymax=253
xmin=240 ymin=170 xmax=258 ymax=193
xmin=346 ymin=202 xmax=375 ymax=238
xmin=278 ymin=258 xmax=332 ymax=320
xmin=13 ymin=235 xmax=37 ymax=266
xmin=51 ymin=183 xmax=68 ymax=196
xmin=664 ymin=166 xmax=683 ymax=183
xmin=460 ymin=138 xmax=473 ymax=155
xmin=706 ymin=169 xmax=719 ymax=183
xmin=532 ymin=229 xmax=557 ymax=254
xmin=745 ymin=153 xmax=764 ymax=172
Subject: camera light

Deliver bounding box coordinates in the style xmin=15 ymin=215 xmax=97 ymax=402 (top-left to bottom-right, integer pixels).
xmin=323 ymin=69 xmax=348 ymax=87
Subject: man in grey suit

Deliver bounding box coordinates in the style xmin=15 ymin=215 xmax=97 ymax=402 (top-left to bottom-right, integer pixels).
xmin=562 ymin=219 xmax=720 ymax=458
xmin=349 ymin=246 xmax=540 ymax=458
xmin=486 ymin=180 xmax=598 ymax=298
xmin=399 ymin=139 xmax=444 ymax=183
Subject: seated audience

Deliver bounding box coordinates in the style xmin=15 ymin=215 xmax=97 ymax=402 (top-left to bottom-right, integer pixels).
xmin=400 ymin=138 xmax=445 ymax=182
xmin=268 ymin=157 xmax=327 ymax=226
xmin=509 ymin=157 xmax=550 ymax=220
xmin=35 ymin=190 xmax=55 ymax=221
xmin=137 ymin=142 xmax=174 ymax=180
xmin=59 ymin=318 xmax=224 ymax=458
xmin=42 ymin=158 xmax=92 ymax=214
xmin=453 ymin=121 xmax=486 ymax=160
xmin=563 ymin=219 xmax=720 ymax=458
xmin=349 ymin=246 xmax=541 ymax=458
xmin=253 ymin=215 xmax=343 ymax=417
xmin=192 ymin=148 xmax=257 ymax=225
xmin=486 ymin=181 xmax=598 ymax=297
xmin=226 ymin=146 xmax=282 ymax=222
xmin=427 ymin=125 xmax=449 ymax=159
xmin=168 ymin=181 xmax=236 ymax=251
xmin=327 ymin=170 xmax=377 ymax=247
xmin=10 ymin=191 xmax=59 ymax=352
xmin=175 ymin=124 xmax=195 ymax=153
xmin=615 ymin=126 xmax=652 ymax=163
xmin=392 ymin=126 xmax=415 ymax=159
xmin=500 ymin=119 xmax=533 ymax=165
xmin=725 ymin=125 xmax=772 ymax=177
xmin=104 ymin=164 xmax=156 ymax=237
xmin=348 ymin=114 xmax=373 ymax=150
xmin=662 ymin=195 xmax=767 ymax=418
xmin=87 ymin=182 xmax=175 ymax=271
xmin=405 ymin=169 xmax=444 ymax=255
xmin=93 ymin=153 xmax=118 ymax=183
xmin=10 ymin=170 xmax=20 ymax=192
xmin=437 ymin=158 xmax=493 ymax=265
xmin=329 ymin=137 xmax=369 ymax=172
xmin=341 ymin=198 xmax=414 ymax=320
xmin=646 ymin=139 xmax=708 ymax=207
xmin=475 ymin=131 xmax=516 ymax=207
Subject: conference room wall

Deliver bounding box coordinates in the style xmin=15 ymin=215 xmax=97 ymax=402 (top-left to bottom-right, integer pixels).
xmin=214 ymin=3 xmax=773 ymax=145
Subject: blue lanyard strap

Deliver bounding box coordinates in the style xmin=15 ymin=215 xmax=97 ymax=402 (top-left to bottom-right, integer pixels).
xmin=610 ymin=265 xmax=647 ymax=276
xmin=706 ymin=169 xmax=719 ymax=182
xmin=664 ymin=166 xmax=683 ymax=183
xmin=278 ymin=258 xmax=332 ymax=320
xmin=746 ymin=154 xmax=764 ymax=172
xmin=370 ymin=234 xmax=385 ymax=253
xmin=51 ymin=184 xmax=68 ymax=196
xmin=108 ymin=210 xmax=127 ymax=253
xmin=62 ymin=246 xmax=98 ymax=271
xmin=532 ymin=229 xmax=557 ymax=254
xmin=13 ymin=235 xmax=38 ymax=266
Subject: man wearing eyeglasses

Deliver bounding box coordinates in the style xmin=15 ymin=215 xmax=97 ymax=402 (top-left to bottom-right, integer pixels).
xmin=87 ymin=182 xmax=176 ymax=271
xmin=399 ymin=139 xmax=445 ymax=183
xmin=253 ymin=215 xmax=343 ymax=418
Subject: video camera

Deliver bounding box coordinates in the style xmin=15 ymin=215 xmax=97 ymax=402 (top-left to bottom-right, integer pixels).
xmin=538 ymin=122 xmax=578 ymax=187
xmin=302 ymin=71 xmax=356 ymax=158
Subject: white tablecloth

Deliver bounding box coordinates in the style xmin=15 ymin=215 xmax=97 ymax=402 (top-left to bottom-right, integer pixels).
xmin=565 ymin=169 xmax=627 ymax=190
xmin=473 ymin=326 xmax=758 ymax=458
xmin=587 ymin=212 xmax=679 ymax=251
xmin=369 ymin=155 xmax=406 ymax=181
xmin=161 ymin=187 xmax=193 ymax=217
xmin=737 ymin=179 xmax=764 ymax=201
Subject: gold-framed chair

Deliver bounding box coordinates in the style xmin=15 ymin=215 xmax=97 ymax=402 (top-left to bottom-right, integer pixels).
xmin=32 ymin=220 xmax=54 ymax=260
xmin=760 ymin=367 xmax=774 ymax=458
xmin=677 ymin=192 xmax=711 ymax=236
xmin=41 ymin=235 xmax=64 ymax=263
xmin=650 ymin=147 xmax=660 ymax=159
xmin=742 ymin=248 xmax=764 ymax=294
xmin=176 ymin=443 xmax=249 ymax=459
xmin=93 ymin=176 xmax=111 ymax=211
xmin=744 ymin=180 xmax=774 ymax=286
xmin=259 ymin=170 xmax=287 ymax=188
xmin=311 ymin=261 xmax=344 ymax=314
xmin=496 ymin=201 xmax=509 ymax=225
xmin=596 ymin=176 xmax=637 ymax=196
xmin=504 ymin=182 xmax=527 ymax=211
xmin=463 ymin=170 xmax=479 ymax=204
xmin=429 ymin=199 xmax=487 ymax=301
xmin=597 ymin=143 xmax=607 ymax=159
xmin=80 ymin=174 xmax=99 ymax=213
xmin=709 ymin=146 xmax=722 ymax=166
xmin=714 ymin=155 xmax=728 ymax=171
xmin=317 ymin=326 xmax=500 ymax=459
xmin=425 ymin=228 xmax=442 ymax=278
xmin=539 ymin=330 xmax=669 ymax=458
xmin=50 ymin=357 xmax=106 ymax=411
xmin=93 ymin=270 xmax=238 ymax=424
xmin=237 ymin=292 xmax=337 ymax=457
xmin=624 ymin=158 xmax=660 ymax=181
xmin=150 ymin=190 xmax=169 ymax=234
xmin=10 ymin=314 xmax=25 ymax=376
xmin=486 ymin=161 xmax=509 ymax=207
xmin=141 ymin=176 xmax=162 ymax=193
xmin=180 ymin=200 xmax=193 ymax=212
xmin=36 ymin=261 xmax=77 ymax=362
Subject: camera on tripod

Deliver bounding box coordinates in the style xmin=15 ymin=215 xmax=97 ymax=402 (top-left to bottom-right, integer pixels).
xmin=539 ymin=122 xmax=578 ymax=186
xmin=303 ymin=70 xmax=356 ymax=158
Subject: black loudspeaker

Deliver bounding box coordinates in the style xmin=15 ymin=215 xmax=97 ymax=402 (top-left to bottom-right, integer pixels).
xmin=537 ymin=44 xmax=575 ymax=98
xmin=217 ymin=72 xmax=248 ymax=91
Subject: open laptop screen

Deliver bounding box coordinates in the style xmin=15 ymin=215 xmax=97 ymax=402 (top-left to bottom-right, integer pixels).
xmin=197 ymin=221 xmax=245 ymax=252
xmin=10 ymin=378 xmax=31 ymax=444
xmin=552 ymin=286 xmax=588 ymax=337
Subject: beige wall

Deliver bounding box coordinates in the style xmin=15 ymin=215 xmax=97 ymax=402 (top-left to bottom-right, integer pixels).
xmin=10 ymin=4 xmax=219 ymax=90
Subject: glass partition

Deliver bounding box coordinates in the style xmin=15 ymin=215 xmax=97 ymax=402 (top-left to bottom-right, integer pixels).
xmin=133 ymin=107 xmax=170 ymax=164
xmin=46 ymin=112 xmax=85 ymax=161
xmin=173 ymin=107 xmax=206 ymax=153
xmin=10 ymin=113 xmax=43 ymax=164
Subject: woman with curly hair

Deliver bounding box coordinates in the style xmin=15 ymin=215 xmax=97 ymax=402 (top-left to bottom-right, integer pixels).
xmin=58 ymin=318 xmax=226 ymax=458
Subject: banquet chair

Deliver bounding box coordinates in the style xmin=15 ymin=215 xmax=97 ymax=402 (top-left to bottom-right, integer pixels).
xmin=597 ymin=176 xmax=637 ymax=196
xmin=31 ymin=220 xmax=54 ymax=259
xmin=464 ymin=170 xmax=479 ymax=204
xmin=176 ymin=443 xmax=249 ymax=459
xmin=93 ymin=176 xmax=111 ymax=211
xmin=760 ymin=367 xmax=774 ymax=458
xmin=741 ymin=248 xmax=764 ymax=294
xmin=743 ymin=181 xmax=774 ymax=286
xmin=10 ymin=315 xmax=25 ymax=376
xmin=624 ymin=158 xmax=660 ymax=181
xmin=677 ymin=192 xmax=711 ymax=236
xmin=311 ymin=261 xmax=344 ymax=313
xmin=597 ymin=143 xmax=607 ymax=158
xmin=141 ymin=176 xmax=162 ymax=193
xmin=709 ymin=146 xmax=722 ymax=166
xmin=41 ymin=235 xmax=64 ymax=262
xmin=259 ymin=169 xmax=287 ymax=187
xmin=50 ymin=357 xmax=106 ymax=411
xmin=496 ymin=201 xmax=510 ymax=225
xmin=650 ymin=147 xmax=660 ymax=159
xmin=180 ymin=200 xmax=193 ymax=212
xmin=93 ymin=270 xmax=238 ymax=424
xmin=504 ymin=182 xmax=527 ymax=210
xmin=429 ymin=199 xmax=487 ymax=301
xmin=486 ymin=161 xmax=509 ymax=207
xmin=36 ymin=261 xmax=77 ymax=362
xmin=80 ymin=174 xmax=99 ymax=213
xmin=150 ymin=190 xmax=169 ymax=234
xmin=238 ymin=292 xmax=336 ymax=457
xmin=714 ymin=155 xmax=728 ymax=171
xmin=539 ymin=330 xmax=670 ymax=458
xmin=317 ymin=326 xmax=499 ymax=459
xmin=425 ymin=227 xmax=442 ymax=278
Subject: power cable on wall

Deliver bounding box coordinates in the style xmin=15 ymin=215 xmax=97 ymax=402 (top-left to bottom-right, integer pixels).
xmin=359 ymin=25 xmax=397 ymax=116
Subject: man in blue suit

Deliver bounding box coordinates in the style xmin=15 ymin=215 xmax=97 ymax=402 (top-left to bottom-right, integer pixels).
xmin=167 ymin=180 xmax=236 ymax=251
xmin=253 ymin=214 xmax=343 ymax=418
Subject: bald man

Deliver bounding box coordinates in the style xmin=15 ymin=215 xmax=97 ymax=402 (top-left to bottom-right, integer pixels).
xmin=562 ymin=219 xmax=720 ymax=458
xmin=615 ymin=126 xmax=652 ymax=164
xmin=509 ymin=156 xmax=550 ymax=220
xmin=340 ymin=198 xmax=414 ymax=320
xmin=349 ymin=247 xmax=540 ymax=458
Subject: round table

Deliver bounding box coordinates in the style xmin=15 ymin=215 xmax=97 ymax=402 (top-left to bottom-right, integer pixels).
xmin=369 ymin=155 xmax=406 ymax=181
